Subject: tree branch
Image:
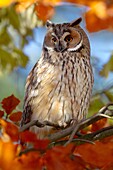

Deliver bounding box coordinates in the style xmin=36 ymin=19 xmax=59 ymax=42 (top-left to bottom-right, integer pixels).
xmin=48 ymin=103 xmax=113 ymax=143
xmin=20 ymin=103 xmax=113 ymax=145
xmin=54 ymin=126 xmax=113 ymax=146
xmin=20 ymin=120 xmax=61 ymax=132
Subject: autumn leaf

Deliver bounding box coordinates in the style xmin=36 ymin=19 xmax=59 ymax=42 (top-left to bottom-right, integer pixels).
xmin=65 ymin=0 xmax=91 ymax=6
xmin=15 ymin=0 xmax=36 ymax=12
xmin=20 ymin=130 xmax=38 ymax=143
xmin=1 ymin=95 xmax=20 ymax=115
xmin=85 ymin=2 xmax=113 ymax=32
xmin=42 ymin=0 xmax=61 ymax=6
xmin=101 ymin=136 xmax=113 ymax=144
xmin=0 ymin=119 xmax=19 ymax=141
xmin=0 ymin=139 xmax=18 ymax=170
xmin=0 ymin=110 xmax=4 ymax=118
xmin=45 ymin=145 xmax=76 ymax=170
xmin=91 ymin=118 xmax=107 ymax=132
xmin=34 ymin=139 xmax=49 ymax=151
xmin=35 ymin=2 xmax=55 ymax=22
xmin=20 ymin=130 xmax=50 ymax=151
xmin=14 ymin=151 xmax=43 ymax=170
xmin=74 ymin=141 xmax=113 ymax=168
xmin=9 ymin=111 xmax=22 ymax=122
xmin=45 ymin=144 xmax=91 ymax=170
xmin=0 ymin=0 xmax=15 ymax=7
xmin=101 ymin=162 xmax=113 ymax=170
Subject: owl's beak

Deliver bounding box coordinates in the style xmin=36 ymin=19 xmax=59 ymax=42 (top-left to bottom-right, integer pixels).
xmin=55 ymin=43 xmax=66 ymax=52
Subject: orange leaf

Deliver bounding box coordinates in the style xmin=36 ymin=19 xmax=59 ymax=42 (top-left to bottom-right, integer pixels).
xmin=9 ymin=111 xmax=22 ymax=122
xmin=0 ymin=110 xmax=4 ymax=118
xmin=35 ymin=3 xmax=55 ymax=22
xmin=91 ymin=118 xmax=107 ymax=132
xmin=85 ymin=2 xmax=113 ymax=32
xmin=1 ymin=95 xmax=20 ymax=114
xmin=45 ymin=144 xmax=90 ymax=170
xmin=0 ymin=119 xmax=19 ymax=141
xmin=101 ymin=136 xmax=113 ymax=144
xmin=74 ymin=141 xmax=113 ymax=168
xmin=101 ymin=162 xmax=113 ymax=170
xmin=0 ymin=139 xmax=18 ymax=170
xmin=16 ymin=0 xmax=36 ymax=12
xmin=42 ymin=0 xmax=61 ymax=6
xmin=66 ymin=0 xmax=91 ymax=6
xmin=14 ymin=151 xmax=43 ymax=170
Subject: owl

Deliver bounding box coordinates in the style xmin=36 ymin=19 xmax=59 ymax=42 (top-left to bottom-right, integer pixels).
xmin=21 ymin=17 xmax=93 ymax=138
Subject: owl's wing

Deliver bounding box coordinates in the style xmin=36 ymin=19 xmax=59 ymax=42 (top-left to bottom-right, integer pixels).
xmin=20 ymin=60 xmax=41 ymax=127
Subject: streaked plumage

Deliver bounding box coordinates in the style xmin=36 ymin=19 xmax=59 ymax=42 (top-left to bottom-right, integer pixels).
xmin=21 ymin=18 xmax=93 ymax=138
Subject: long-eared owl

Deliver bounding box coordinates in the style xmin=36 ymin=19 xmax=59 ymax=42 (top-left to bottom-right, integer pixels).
xmin=21 ymin=18 xmax=94 ymax=138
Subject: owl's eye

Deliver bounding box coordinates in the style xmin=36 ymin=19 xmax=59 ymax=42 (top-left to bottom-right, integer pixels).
xmin=51 ymin=36 xmax=57 ymax=43
xmin=65 ymin=35 xmax=73 ymax=42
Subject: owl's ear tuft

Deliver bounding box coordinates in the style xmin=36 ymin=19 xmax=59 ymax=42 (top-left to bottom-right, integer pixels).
xmin=70 ymin=17 xmax=82 ymax=27
xmin=46 ymin=20 xmax=54 ymax=28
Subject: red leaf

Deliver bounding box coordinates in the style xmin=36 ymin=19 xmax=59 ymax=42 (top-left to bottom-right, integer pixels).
xmin=1 ymin=95 xmax=20 ymax=114
xmin=9 ymin=111 xmax=22 ymax=122
xmin=20 ymin=131 xmax=49 ymax=150
xmin=0 ymin=119 xmax=19 ymax=141
xmin=45 ymin=144 xmax=89 ymax=170
xmin=74 ymin=141 xmax=113 ymax=168
xmin=34 ymin=139 xmax=49 ymax=151
xmin=20 ymin=131 xmax=38 ymax=143
xmin=0 ymin=110 xmax=4 ymax=118
xmin=15 ymin=151 xmax=43 ymax=170
xmin=101 ymin=162 xmax=113 ymax=170
xmin=91 ymin=118 xmax=107 ymax=132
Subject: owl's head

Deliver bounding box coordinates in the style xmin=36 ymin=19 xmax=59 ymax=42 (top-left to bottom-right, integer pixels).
xmin=43 ymin=18 xmax=89 ymax=53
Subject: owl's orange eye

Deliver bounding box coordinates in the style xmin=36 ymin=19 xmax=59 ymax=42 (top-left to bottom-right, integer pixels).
xmin=65 ymin=35 xmax=73 ymax=42
xmin=51 ymin=36 xmax=57 ymax=42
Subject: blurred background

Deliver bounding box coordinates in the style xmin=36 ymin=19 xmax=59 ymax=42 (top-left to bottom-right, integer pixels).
xmin=0 ymin=0 xmax=113 ymax=115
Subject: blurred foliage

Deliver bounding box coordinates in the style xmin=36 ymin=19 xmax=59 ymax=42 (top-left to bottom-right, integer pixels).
xmin=0 ymin=4 xmax=39 ymax=72
xmin=0 ymin=1 xmax=113 ymax=169
xmin=100 ymin=53 xmax=113 ymax=77
xmin=89 ymin=52 xmax=113 ymax=115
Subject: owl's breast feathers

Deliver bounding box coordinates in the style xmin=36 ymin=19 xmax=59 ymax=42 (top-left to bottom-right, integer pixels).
xmin=21 ymin=51 xmax=93 ymax=132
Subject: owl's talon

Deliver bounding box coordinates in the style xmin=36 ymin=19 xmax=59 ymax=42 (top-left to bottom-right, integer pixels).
xmin=57 ymin=121 xmax=67 ymax=128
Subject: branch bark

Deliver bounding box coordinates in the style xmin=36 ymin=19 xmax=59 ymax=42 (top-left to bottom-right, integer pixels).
xmin=54 ymin=126 xmax=113 ymax=146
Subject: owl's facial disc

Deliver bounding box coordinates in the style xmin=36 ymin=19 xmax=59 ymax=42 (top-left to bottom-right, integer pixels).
xmin=51 ymin=33 xmax=67 ymax=52
xmin=44 ymin=18 xmax=83 ymax=52
xmin=44 ymin=32 xmax=67 ymax=52
xmin=66 ymin=29 xmax=83 ymax=52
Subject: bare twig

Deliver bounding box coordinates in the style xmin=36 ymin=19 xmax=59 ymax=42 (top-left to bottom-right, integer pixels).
xmin=75 ymin=126 xmax=113 ymax=143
